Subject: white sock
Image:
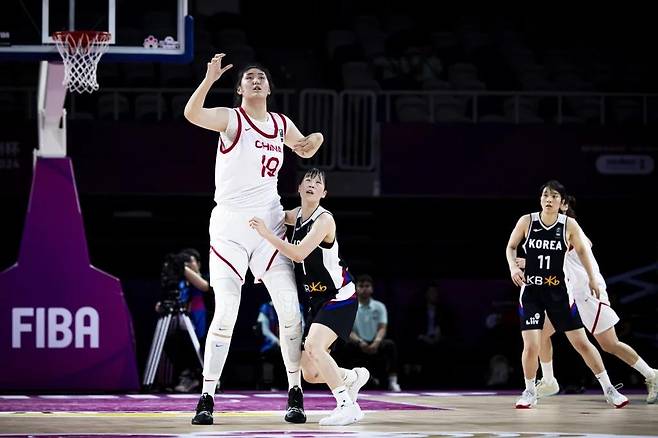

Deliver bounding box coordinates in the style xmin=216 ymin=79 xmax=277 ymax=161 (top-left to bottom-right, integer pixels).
xmin=595 ymin=371 xmax=613 ymax=391
xmin=389 ymin=374 xmax=398 ymax=385
xmin=287 ymin=370 xmax=301 ymax=390
xmin=632 ymin=358 xmax=655 ymax=380
xmin=332 ymin=385 xmax=353 ymax=407
xmin=540 ymin=361 xmax=554 ymax=381
xmin=342 ymin=368 xmax=357 ymax=386
xmin=524 ymin=377 xmax=536 ymax=393
xmin=202 ymin=381 xmax=217 ymax=397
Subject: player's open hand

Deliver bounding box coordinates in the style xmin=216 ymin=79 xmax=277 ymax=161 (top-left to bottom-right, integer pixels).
xmin=292 ymin=133 xmax=323 ymax=158
xmin=589 ymin=279 xmax=601 ymax=299
xmin=206 ymin=53 xmax=233 ymax=83
xmin=249 ymin=217 xmax=270 ymax=237
xmin=510 ymin=266 xmax=525 ymax=287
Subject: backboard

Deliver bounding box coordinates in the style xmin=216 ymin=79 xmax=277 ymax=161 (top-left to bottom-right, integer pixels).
xmin=0 ymin=0 xmax=193 ymax=63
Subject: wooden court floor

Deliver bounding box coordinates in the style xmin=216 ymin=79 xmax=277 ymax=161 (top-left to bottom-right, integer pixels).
xmin=0 ymin=391 xmax=656 ymax=437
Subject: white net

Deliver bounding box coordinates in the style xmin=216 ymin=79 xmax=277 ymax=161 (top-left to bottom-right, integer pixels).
xmin=53 ymin=31 xmax=111 ymax=94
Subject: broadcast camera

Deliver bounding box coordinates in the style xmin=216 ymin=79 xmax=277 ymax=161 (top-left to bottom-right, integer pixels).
xmin=158 ymin=251 xmax=189 ymax=313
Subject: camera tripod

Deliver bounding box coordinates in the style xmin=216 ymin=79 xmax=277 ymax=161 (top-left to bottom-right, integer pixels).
xmin=142 ymin=300 xmax=204 ymax=389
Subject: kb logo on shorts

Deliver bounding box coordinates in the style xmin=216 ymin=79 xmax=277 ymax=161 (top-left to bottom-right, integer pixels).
xmin=525 ymin=275 xmax=561 ymax=286
xmin=304 ymin=281 xmax=327 ymax=293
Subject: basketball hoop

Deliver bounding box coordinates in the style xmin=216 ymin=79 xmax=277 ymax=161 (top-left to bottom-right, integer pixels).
xmin=52 ymin=31 xmax=111 ymax=94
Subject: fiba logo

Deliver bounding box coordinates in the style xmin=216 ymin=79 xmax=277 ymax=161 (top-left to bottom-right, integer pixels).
xmin=11 ymin=307 xmax=100 ymax=349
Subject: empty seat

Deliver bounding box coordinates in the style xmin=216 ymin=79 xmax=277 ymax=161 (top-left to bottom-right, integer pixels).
xmin=342 ymin=62 xmax=373 ymax=81
xmin=352 ymin=16 xmax=381 ymax=33
xmin=504 ymin=97 xmax=541 ymax=122
xmin=613 ymin=98 xmax=642 ymax=124
xmin=569 ymin=97 xmax=602 ymax=122
xmin=357 ymin=30 xmax=387 ymax=58
xmin=343 ymin=77 xmax=381 ymax=91
xmin=123 ymin=63 xmax=157 ymax=86
xmin=160 ymin=64 xmax=194 ymax=87
xmin=326 ymin=30 xmax=356 ymax=58
xmin=422 ymin=79 xmax=452 ymax=90
xmin=97 ymin=93 xmax=130 ymax=120
xmin=434 ymin=107 xmax=471 ymax=123
xmin=430 ymin=32 xmax=458 ymax=50
xmin=451 ymin=78 xmax=486 ymax=90
xmin=397 ymin=105 xmax=430 ymax=122
xmin=448 ymin=63 xmax=478 ymax=83
xmin=395 ymin=96 xmax=429 ymax=122
xmin=479 ymin=114 xmax=508 ymax=123
xmin=228 ymin=44 xmax=256 ymax=68
xmin=0 ymin=92 xmax=18 ymax=119
xmin=217 ymin=28 xmax=247 ymax=47
xmin=135 ymin=94 xmax=167 ymax=120
xmin=171 ymin=94 xmax=189 ymax=119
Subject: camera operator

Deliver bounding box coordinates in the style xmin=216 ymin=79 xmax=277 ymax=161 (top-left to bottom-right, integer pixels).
xmin=155 ymin=248 xmax=213 ymax=393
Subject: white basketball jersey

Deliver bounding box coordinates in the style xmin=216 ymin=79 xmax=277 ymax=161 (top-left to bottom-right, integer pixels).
xmin=214 ymin=107 xmax=287 ymax=210
xmin=564 ymin=232 xmax=606 ymax=296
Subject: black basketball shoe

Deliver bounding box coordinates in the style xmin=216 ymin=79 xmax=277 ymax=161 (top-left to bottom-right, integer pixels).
xmin=191 ymin=393 xmax=214 ymax=425
xmin=284 ymin=385 xmax=306 ymax=423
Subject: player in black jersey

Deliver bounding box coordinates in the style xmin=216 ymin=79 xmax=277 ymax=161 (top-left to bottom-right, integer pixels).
xmin=522 ymin=195 xmax=657 ymax=404
xmin=250 ymin=168 xmax=368 ymax=426
xmin=505 ymin=180 xmax=628 ymax=409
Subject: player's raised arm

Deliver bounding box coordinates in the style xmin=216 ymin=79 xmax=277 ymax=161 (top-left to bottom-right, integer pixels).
xmin=184 ymin=53 xmax=233 ymax=132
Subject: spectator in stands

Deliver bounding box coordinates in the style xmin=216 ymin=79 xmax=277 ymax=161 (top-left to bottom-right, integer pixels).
xmin=345 ymin=274 xmax=401 ymax=391
xmin=403 ymin=281 xmax=453 ymax=387
xmin=406 ymin=45 xmax=443 ymax=84
xmin=372 ymin=37 xmax=416 ymax=89
xmin=484 ymin=309 xmax=516 ymax=387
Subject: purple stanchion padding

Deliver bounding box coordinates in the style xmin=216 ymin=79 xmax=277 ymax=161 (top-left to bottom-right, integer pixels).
xmin=0 ymin=158 xmax=139 ymax=391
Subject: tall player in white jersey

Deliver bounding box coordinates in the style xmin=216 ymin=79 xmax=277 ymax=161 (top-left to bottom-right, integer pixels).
xmin=523 ymin=196 xmax=658 ymax=404
xmin=184 ymin=53 xmax=324 ymax=425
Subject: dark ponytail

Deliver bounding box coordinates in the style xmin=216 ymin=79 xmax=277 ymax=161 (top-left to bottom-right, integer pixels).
xmin=564 ymin=195 xmax=577 ymax=218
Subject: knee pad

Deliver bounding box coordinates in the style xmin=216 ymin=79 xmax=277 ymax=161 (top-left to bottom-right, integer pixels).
xmin=208 ymin=277 xmax=242 ymax=339
xmin=262 ymin=267 xmax=302 ymax=328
